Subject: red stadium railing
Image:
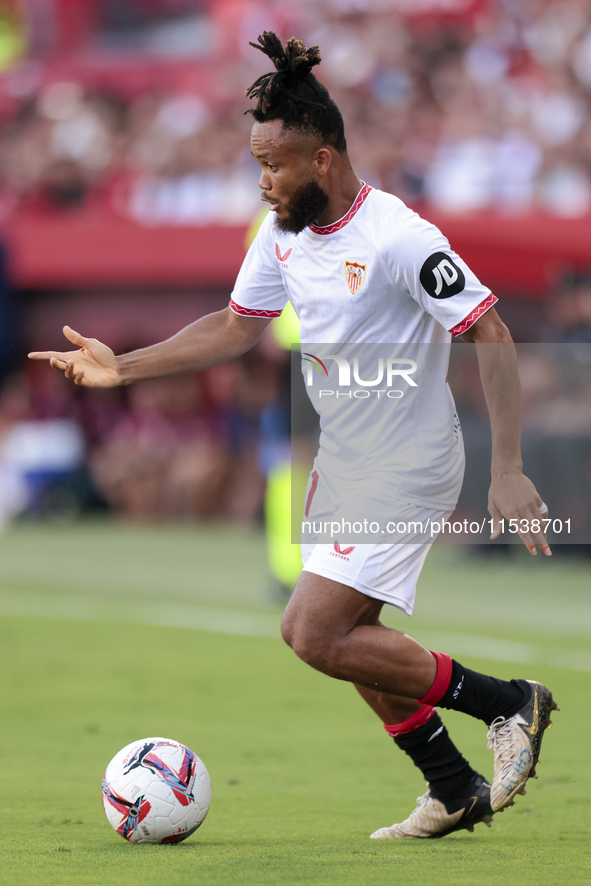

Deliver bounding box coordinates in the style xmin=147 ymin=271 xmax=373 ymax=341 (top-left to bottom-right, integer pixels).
xmin=5 ymin=201 xmax=591 ymax=297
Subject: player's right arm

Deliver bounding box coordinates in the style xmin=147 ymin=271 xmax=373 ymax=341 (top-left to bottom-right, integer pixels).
xmin=29 ymin=211 xmax=286 ymax=388
xmin=27 ymin=307 xmax=272 ymax=388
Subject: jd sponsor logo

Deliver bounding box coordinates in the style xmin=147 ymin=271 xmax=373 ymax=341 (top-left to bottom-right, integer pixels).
xmin=303 ymin=353 xmax=418 ymax=400
xmin=420 ymin=252 xmax=465 ymax=299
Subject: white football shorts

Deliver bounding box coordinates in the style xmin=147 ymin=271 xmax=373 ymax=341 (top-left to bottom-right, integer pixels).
xmin=301 ymin=501 xmax=454 ymax=617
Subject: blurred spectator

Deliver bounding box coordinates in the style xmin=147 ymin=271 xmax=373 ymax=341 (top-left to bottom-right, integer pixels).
xmin=90 ymin=373 xmax=229 ymax=520
xmin=546 ymin=273 xmax=591 ymax=344
xmin=88 ymin=357 xmax=277 ymax=522
xmin=0 ymin=370 xmax=85 ymax=521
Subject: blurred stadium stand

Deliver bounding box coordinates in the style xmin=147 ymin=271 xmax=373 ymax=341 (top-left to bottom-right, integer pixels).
xmin=0 ymin=0 xmax=589 ymax=537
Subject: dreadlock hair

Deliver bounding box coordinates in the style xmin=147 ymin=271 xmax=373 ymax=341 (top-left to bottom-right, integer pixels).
xmin=245 ymin=31 xmax=347 ymax=154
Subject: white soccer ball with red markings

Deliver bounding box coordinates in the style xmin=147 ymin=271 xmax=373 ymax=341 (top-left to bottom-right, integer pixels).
xmin=102 ymin=737 xmax=211 ymax=844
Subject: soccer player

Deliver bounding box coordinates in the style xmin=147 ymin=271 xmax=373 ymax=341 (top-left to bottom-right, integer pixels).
xmin=29 ymin=33 xmax=558 ymax=839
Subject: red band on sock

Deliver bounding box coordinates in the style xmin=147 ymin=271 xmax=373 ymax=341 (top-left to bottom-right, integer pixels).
xmin=383 ymin=704 xmax=436 ymax=738
xmin=417 ymin=651 xmax=453 ymax=706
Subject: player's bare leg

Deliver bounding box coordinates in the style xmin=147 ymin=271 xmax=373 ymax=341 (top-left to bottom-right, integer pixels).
xmin=282 ymin=573 xmax=493 ymax=836
xmin=282 ymin=570 xmax=557 ymax=833
xmin=281 ymin=572 xmax=437 ymax=698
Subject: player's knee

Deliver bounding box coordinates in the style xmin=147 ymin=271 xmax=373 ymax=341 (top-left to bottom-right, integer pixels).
xmin=280 ymin=610 xmax=336 ymax=672
xmin=280 ymin=608 xmax=296 ymax=649
xmin=280 ymin=609 xmax=313 ymax=658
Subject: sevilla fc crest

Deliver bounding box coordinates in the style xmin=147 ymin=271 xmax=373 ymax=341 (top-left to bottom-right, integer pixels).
xmin=345 ymin=261 xmax=366 ymax=294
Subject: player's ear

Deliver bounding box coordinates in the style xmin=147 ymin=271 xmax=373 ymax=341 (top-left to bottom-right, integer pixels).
xmin=314 ymin=147 xmax=333 ymax=177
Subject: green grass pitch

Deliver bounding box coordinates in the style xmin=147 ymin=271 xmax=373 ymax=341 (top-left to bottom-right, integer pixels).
xmin=0 ymin=521 xmax=590 ymax=885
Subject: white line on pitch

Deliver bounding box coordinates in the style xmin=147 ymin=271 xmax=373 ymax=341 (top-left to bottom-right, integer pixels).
xmin=417 ymin=630 xmax=591 ymax=673
xmin=1 ymin=590 xmax=590 ymax=671
xmin=0 ymin=590 xmax=279 ymax=638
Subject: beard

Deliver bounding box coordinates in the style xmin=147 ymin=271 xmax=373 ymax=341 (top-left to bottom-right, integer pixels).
xmin=274 ymin=178 xmax=330 ymax=235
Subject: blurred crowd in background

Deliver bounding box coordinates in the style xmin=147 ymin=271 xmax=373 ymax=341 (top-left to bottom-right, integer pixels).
xmin=0 ymin=0 xmax=590 ymax=219
xmin=0 ymin=0 xmax=588 ymax=546
xmin=0 ymin=339 xmax=290 ymax=527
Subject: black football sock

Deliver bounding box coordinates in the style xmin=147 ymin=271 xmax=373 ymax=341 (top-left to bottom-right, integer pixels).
xmin=437 ymin=659 xmax=529 ymax=725
xmin=394 ymin=712 xmax=482 ymax=814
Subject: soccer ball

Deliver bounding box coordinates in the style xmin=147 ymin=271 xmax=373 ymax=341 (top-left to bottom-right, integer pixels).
xmin=101 ymin=737 xmax=211 ymax=844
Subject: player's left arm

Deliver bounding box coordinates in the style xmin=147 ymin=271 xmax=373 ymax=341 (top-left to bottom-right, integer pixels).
xmin=457 ymin=306 xmax=551 ymax=557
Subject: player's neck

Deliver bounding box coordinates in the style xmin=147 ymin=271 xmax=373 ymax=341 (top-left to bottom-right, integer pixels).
xmin=316 ymin=165 xmax=364 ymax=227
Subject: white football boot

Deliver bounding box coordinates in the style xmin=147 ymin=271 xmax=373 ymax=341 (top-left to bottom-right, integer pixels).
xmin=370 ymin=775 xmax=493 ymax=839
xmin=486 ymin=679 xmax=559 ymax=812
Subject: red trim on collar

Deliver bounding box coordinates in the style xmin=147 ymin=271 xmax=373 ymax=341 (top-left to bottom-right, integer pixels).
xmin=308 ymin=183 xmax=372 ymax=235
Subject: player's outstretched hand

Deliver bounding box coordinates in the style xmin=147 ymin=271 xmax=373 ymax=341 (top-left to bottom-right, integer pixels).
xmin=488 ymin=470 xmax=551 ymax=557
xmin=28 ymin=326 xmax=121 ymax=388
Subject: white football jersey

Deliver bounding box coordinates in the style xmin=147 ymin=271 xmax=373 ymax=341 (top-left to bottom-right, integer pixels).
xmin=230 ymin=185 xmax=497 ymax=523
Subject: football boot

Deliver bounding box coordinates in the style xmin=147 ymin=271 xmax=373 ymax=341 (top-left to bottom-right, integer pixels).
xmin=486 ymin=679 xmax=559 ymax=812
xmin=370 ymin=775 xmax=493 ymax=839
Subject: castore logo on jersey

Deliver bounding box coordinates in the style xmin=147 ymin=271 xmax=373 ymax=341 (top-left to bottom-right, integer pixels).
xmin=275 ymin=243 xmax=292 ymax=268
xmin=331 ymin=542 xmax=355 ymax=560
